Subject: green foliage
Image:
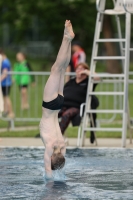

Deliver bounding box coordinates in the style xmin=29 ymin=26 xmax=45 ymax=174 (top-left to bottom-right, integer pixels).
xmin=0 ymin=0 xmax=133 ymax=60
xmin=0 ymin=129 xmax=39 ymax=137
xmin=0 ymin=127 xmax=123 ymax=138
xmin=0 ymin=125 xmax=130 ymax=138
xmin=0 ymin=0 xmax=97 ymax=58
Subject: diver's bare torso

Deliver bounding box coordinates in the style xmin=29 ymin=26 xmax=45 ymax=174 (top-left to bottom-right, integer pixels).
xmin=39 ymin=108 xmax=65 ymax=152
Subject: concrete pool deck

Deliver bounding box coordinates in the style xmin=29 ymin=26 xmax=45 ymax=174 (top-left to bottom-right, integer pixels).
xmin=0 ymin=137 xmax=133 ymax=148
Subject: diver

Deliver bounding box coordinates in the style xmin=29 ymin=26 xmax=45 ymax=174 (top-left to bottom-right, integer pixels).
xmin=39 ymin=20 xmax=75 ymax=179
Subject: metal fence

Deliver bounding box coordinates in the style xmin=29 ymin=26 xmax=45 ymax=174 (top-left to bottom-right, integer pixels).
xmin=0 ymin=71 xmax=133 ymax=129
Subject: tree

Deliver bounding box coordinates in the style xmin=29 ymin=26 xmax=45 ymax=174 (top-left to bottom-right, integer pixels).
xmin=0 ymin=0 xmax=96 ymax=58
xmin=0 ymin=0 xmax=132 ymax=73
xmin=102 ymin=15 xmax=122 ymax=73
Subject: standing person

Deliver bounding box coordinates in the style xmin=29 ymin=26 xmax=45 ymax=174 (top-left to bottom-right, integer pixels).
xmin=65 ymin=41 xmax=86 ymax=82
xmin=14 ymin=52 xmax=35 ymax=110
xmin=59 ymin=63 xmax=100 ymax=144
xmin=0 ymin=55 xmax=4 ymax=116
xmin=0 ymin=49 xmax=14 ymax=118
xmin=39 ymin=20 xmax=75 ymax=179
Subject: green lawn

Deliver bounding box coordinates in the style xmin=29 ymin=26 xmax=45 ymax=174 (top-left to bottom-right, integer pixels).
xmin=0 ymin=126 xmax=129 ymax=138
xmin=0 ymin=126 xmax=130 ymax=138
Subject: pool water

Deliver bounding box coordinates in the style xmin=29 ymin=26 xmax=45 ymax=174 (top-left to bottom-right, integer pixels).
xmin=0 ymin=148 xmax=133 ymax=200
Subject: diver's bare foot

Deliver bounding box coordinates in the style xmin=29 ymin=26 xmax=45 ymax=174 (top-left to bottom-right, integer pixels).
xmin=64 ymin=20 xmax=75 ymax=40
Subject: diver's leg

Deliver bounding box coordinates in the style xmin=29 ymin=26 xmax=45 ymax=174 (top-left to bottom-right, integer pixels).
xmin=43 ymin=20 xmax=74 ymax=102
xmin=58 ymin=46 xmax=71 ymax=96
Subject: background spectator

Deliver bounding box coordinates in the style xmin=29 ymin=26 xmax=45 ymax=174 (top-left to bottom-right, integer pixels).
xmin=65 ymin=41 xmax=86 ymax=82
xmin=59 ymin=62 xmax=99 ymax=144
xmin=0 ymin=49 xmax=14 ymax=118
xmin=0 ymin=55 xmax=4 ymax=115
xmin=13 ymin=52 xmax=35 ymax=110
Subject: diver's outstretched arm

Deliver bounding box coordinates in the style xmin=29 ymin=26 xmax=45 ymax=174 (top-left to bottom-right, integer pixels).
xmin=44 ymin=146 xmax=53 ymax=179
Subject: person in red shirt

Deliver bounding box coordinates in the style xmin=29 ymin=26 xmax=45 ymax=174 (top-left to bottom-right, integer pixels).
xmin=71 ymin=41 xmax=86 ymax=70
xmin=65 ymin=41 xmax=86 ymax=82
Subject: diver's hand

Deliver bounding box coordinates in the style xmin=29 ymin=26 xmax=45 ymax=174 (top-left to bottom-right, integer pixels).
xmin=45 ymin=172 xmax=53 ymax=180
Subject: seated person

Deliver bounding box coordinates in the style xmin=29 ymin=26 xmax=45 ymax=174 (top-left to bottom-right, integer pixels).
xmin=58 ymin=62 xmax=100 ymax=143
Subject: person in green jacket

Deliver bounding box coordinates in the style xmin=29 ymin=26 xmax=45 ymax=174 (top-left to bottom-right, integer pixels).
xmin=14 ymin=52 xmax=35 ymax=110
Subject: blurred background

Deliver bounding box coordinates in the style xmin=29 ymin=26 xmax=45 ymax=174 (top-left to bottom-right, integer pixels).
xmin=0 ymin=0 xmax=133 ymax=70
xmin=0 ymin=0 xmax=133 ymax=139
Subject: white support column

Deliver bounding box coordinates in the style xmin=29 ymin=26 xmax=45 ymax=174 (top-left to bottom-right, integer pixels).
xmin=122 ymin=12 xmax=131 ymax=147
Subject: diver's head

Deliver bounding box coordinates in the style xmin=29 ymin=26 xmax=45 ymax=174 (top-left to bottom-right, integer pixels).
xmin=51 ymin=151 xmax=65 ymax=170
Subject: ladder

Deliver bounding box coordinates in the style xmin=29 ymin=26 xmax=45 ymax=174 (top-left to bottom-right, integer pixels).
xmin=80 ymin=0 xmax=133 ymax=147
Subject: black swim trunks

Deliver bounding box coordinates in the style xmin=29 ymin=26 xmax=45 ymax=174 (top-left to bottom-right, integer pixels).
xmin=2 ymin=86 xmax=11 ymax=97
xmin=42 ymin=94 xmax=64 ymax=110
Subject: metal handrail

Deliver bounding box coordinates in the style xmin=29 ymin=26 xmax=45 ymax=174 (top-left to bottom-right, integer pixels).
xmin=3 ymin=70 xmax=130 ymax=77
xmin=96 ymin=0 xmax=106 ymax=14
xmin=3 ymin=71 xmax=76 ymax=76
xmin=96 ymin=0 xmax=129 ymax=15
xmin=123 ymin=0 xmax=133 ymax=14
xmin=80 ymin=103 xmax=86 ymax=117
